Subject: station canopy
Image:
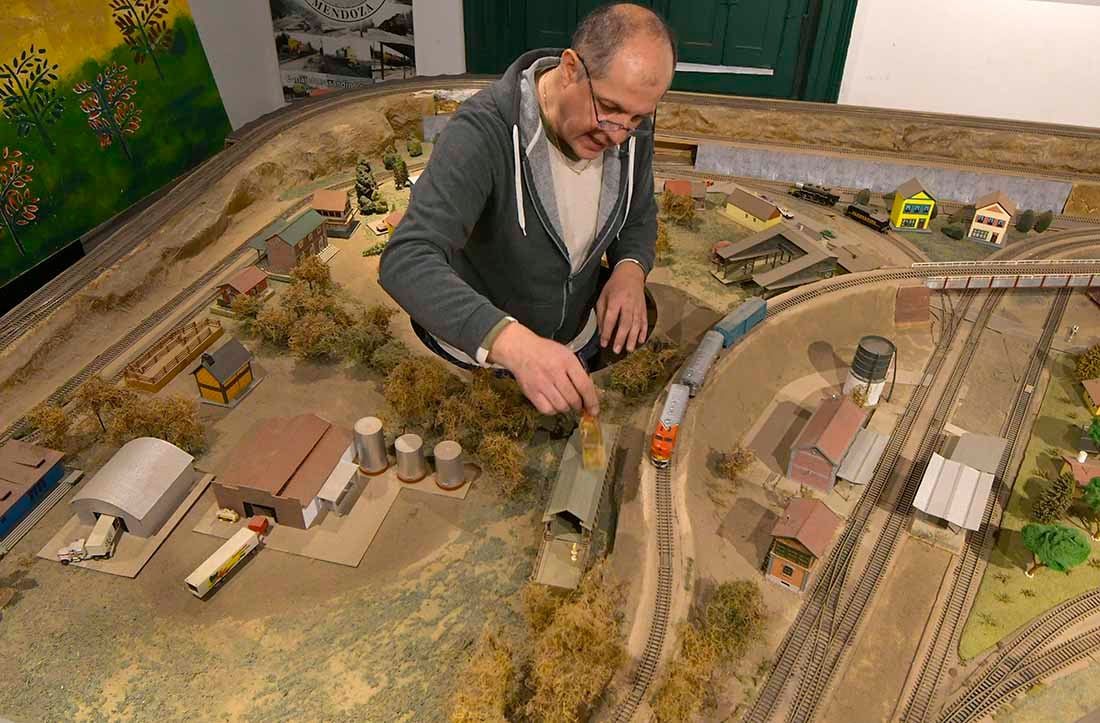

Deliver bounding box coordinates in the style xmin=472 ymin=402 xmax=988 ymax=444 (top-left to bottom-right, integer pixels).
xmin=912 ymin=453 xmax=992 ymax=531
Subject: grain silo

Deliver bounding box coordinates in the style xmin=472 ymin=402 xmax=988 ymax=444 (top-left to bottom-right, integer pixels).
xmin=434 ymin=440 xmax=466 ymax=491
xmin=395 ymin=433 xmax=428 ymax=482
xmin=842 ymin=335 xmax=896 ymax=406
xmin=354 ymin=417 xmax=388 ymax=474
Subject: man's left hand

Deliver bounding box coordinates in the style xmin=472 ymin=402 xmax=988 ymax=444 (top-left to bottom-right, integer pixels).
xmin=596 ymin=261 xmax=647 ymax=354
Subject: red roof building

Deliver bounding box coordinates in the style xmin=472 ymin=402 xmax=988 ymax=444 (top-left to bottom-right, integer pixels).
xmin=1061 ymin=453 xmax=1100 ymax=487
xmin=788 ymin=395 xmax=868 ymax=493
xmin=766 ymin=498 xmax=841 ymax=592
xmin=217 ymin=265 xmax=269 ymax=308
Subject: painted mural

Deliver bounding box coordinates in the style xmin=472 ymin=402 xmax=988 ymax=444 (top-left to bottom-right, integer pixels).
xmin=0 ymin=0 xmax=231 ymax=288
xmin=270 ymin=0 xmax=415 ymax=101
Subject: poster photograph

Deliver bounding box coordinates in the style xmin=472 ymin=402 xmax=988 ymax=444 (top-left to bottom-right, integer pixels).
xmin=270 ymin=0 xmax=415 ymax=100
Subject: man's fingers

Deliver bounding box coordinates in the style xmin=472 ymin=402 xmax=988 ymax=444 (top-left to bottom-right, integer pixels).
xmin=566 ymin=361 xmax=599 ymax=416
xmin=543 ymin=384 xmax=572 ymax=416
xmin=601 ymin=299 xmax=621 ymax=348
xmin=596 ymin=291 xmax=608 ymax=331
xmin=554 ymin=371 xmax=584 ymax=412
xmin=626 ymin=310 xmax=645 ymax=353
xmin=531 ymin=392 xmax=556 ymax=416
xmin=613 ymin=309 xmax=632 ymax=354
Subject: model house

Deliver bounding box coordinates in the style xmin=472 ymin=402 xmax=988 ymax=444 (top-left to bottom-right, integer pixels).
xmin=1061 ymin=453 xmax=1100 ymax=487
xmin=70 ymin=438 xmax=195 ymax=538
xmin=213 ymin=413 xmax=355 ymax=529
xmin=766 ymin=498 xmax=841 ymax=592
xmin=0 ymin=440 xmax=65 ymax=540
xmin=217 ymin=265 xmax=269 ymax=308
xmin=889 ymin=178 xmax=936 ymax=231
xmin=1082 ymin=379 xmax=1100 ymax=416
xmin=191 ymin=338 xmax=255 ymax=406
xmin=247 ymin=209 xmax=328 ymax=275
xmin=311 ymin=189 xmax=357 ymax=238
xmin=967 ymin=191 xmax=1015 ymax=245
xmin=788 ymin=395 xmax=868 ymax=493
xmin=663 ymin=179 xmax=706 ymax=209
xmin=384 ymin=209 xmax=405 ymax=236
xmin=724 ymin=188 xmax=782 ymax=231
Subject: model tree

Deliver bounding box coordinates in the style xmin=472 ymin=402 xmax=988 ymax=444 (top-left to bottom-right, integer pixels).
xmin=382 ymin=144 xmax=399 ymax=170
xmin=1032 ymin=471 xmax=1077 ymax=524
xmin=290 ymin=254 xmax=332 ymax=291
xmin=406 ymin=137 xmax=423 ymax=157
xmin=608 ymin=340 xmax=680 ymax=397
xmin=229 ymin=292 xmax=264 ymax=331
xmin=1016 ymin=209 xmax=1036 ymax=233
xmin=477 ymin=433 xmax=527 ymax=497
xmin=1090 ymin=416 xmax=1100 ymax=448
xmin=942 ymin=224 xmax=965 ymax=240
xmin=73 ymin=376 xmax=131 ymax=433
xmin=108 ymin=393 xmax=206 ymax=454
xmin=1074 ymin=344 xmax=1100 ymax=380
xmin=74 ymin=65 xmax=142 ymax=161
xmin=450 ymin=627 xmax=517 ymax=722
xmin=702 ymin=579 xmax=766 ymax=660
xmin=0 ymin=46 xmax=64 ymax=151
xmin=392 ymin=157 xmax=410 ymax=189
xmin=1080 ymin=477 xmax=1100 ymax=541
xmin=355 ymin=157 xmax=379 ymax=211
xmin=26 ymin=402 xmax=70 ymax=450
xmin=109 ymin=0 xmax=172 ymax=80
xmin=1034 ymin=210 xmax=1054 ymax=233
xmin=655 ymin=218 xmax=671 ymax=262
xmin=288 ymin=311 xmax=342 ymax=359
xmin=855 ymin=188 xmax=871 ymax=205
xmin=717 ymin=445 xmax=754 ymax=481
xmin=661 ymin=189 xmax=695 ymax=228
xmin=384 ymin=356 xmax=462 ymax=427
xmin=1021 ymin=523 xmax=1091 ymax=577
xmin=342 ymin=305 xmax=396 ymax=366
xmin=0 ymin=147 xmax=40 ymax=256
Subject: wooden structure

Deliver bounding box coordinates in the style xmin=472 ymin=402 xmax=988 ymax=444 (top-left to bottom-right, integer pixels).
xmin=711 ymin=223 xmax=836 ymax=292
xmin=968 ymin=191 xmax=1016 ymax=245
xmin=1082 ymin=379 xmax=1100 ymax=416
xmin=788 ymin=395 xmax=868 ymax=494
xmin=890 ymin=177 xmax=936 ymax=231
xmin=191 ymin=338 xmax=254 ymax=405
xmin=124 ymin=319 xmax=224 ymax=392
xmin=766 ymin=498 xmax=841 ymax=592
xmin=311 ymin=189 xmax=357 ymax=237
xmin=217 ymin=266 xmax=268 ymax=308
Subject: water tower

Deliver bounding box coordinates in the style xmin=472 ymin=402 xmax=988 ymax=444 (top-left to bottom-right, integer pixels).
xmin=843 ymin=335 xmax=896 ymax=406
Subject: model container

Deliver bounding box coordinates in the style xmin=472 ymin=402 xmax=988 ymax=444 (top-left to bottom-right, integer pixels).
xmin=650 ymin=384 xmax=691 ymax=467
xmin=185 ymin=526 xmax=261 ymax=598
xmin=845 ymin=203 xmax=890 ymax=233
xmin=681 ymin=330 xmax=724 ymax=397
xmin=842 ymin=335 xmax=895 ymax=406
xmin=713 ymin=298 xmax=767 ymax=348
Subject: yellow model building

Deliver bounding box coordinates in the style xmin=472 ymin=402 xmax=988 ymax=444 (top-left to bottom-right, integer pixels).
xmin=724 ymin=187 xmax=782 ymax=231
xmin=890 ymin=178 xmax=936 ymax=231
xmin=191 ymin=338 xmax=255 ymax=406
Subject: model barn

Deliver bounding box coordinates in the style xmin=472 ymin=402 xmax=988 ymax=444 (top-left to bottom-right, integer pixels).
xmin=788 ymin=395 xmax=868 ymax=493
xmin=217 ymin=265 xmax=268 ymax=308
xmin=213 ymin=413 xmax=354 ymax=529
xmin=311 ymin=189 xmax=357 ymax=238
xmin=247 ymin=209 xmax=328 ymax=275
xmin=0 ymin=440 xmax=65 ymax=540
xmin=766 ymin=498 xmax=841 ymax=592
xmin=724 ymin=187 xmax=782 ymax=231
xmin=890 ymin=177 xmax=936 ymax=231
xmin=191 ymin=338 xmax=254 ymax=405
xmin=663 ymin=179 xmax=706 ymax=209
xmin=968 ymin=191 xmax=1016 ymax=245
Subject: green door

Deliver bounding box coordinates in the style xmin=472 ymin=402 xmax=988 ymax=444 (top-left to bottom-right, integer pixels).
xmin=667 ymin=0 xmax=728 ymax=65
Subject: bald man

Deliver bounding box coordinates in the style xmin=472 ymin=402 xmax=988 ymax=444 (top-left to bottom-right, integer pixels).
xmin=379 ymin=4 xmax=676 ymax=417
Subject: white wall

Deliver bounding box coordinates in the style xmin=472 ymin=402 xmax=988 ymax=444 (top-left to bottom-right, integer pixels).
xmin=413 ymin=0 xmax=466 ymax=76
xmin=190 ymin=0 xmax=286 ymax=129
xmin=839 ymin=0 xmax=1100 ymax=127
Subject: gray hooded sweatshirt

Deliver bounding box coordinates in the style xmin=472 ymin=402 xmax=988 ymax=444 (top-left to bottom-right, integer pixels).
xmin=378 ymin=48 xmax=658 ymax=362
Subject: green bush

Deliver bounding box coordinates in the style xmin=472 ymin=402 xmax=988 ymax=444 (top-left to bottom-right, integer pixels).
xmin=1016 ymin=209 xmax=1036 ymax=233
xmin=855 ymin=188 xmax=871 ymax=205
xmin=1034 ymin=210 xmax=1054 ymax=233
xmin=943 ymin=223 xmax=965 ymax=240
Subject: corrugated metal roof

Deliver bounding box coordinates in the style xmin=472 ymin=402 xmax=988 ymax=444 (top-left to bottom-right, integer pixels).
xmin=715 ymin=223 xmax=833 ymax=263
xmin=950 ymin=433 xmax=1007 ymax=475
xmin=224 ymin=265 xmax=267 ymax=295
xmin=771 ymin=498 xmax=841 ymax=558
xmin=792 ymin=396 xmax=867 ymax=467
xmin=278 ymin=209 xmax=326 ymax=248
xmin=542 ymin=424 xmax=618 ymax=531
xmin=71 ymin=438 xmax=193 ymax=520
xmin=192 ymin=337 xmax=252 ymax=385
xmin=836 ymin=428 xmax=888 ymax=485
xmin=753 ymin=253 xmax=833 ymax=290
xmin=912 ymin=453 xmax=992 ymax=531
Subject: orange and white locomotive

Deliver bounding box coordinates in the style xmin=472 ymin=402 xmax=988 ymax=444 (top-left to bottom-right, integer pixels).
xmin=650 ymin=383 xmax=690 ymax=468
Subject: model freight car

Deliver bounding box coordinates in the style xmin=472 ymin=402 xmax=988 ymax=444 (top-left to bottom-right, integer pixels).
xmin=713 ymin=297 xmax=767 ymax=348
xmin=651 ymin=384 xmax=691 ymax=468
xmin=681 ymin=330 xmax=724 ymax=397
xmin=789 ymin=183 xmax=839 ymax=206
xmin=845 ymin=203 xmax=890 ymax=232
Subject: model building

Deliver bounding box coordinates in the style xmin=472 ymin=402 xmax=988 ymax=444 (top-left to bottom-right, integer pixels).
xmin=889 ymin=177 xmax=936 ymax=231
xmin=217 ymin=265 xmax=269 ymax=308
xmin=247 ymin=209 xmax=328 ymax=275
xmin=766 ymin=498 xmax=841 ymax=592
xmin=724 ymin=187 xmax=782 ymax=231
xmin=311 ymin=189 xmax=357 ymax=238
xmin=968 ymin=191 xmax=1016 ymax=245
xmin=191 ymin=337 xmax=255 ymax=405
xmin=0 ymin=440 xmax=65 ymax=540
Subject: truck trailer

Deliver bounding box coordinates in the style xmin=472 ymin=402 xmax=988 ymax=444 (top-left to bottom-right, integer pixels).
xmin=185 ymin=523 xmax=264 ymax=598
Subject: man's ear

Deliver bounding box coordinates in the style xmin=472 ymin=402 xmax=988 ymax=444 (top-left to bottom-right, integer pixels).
xmin=560 ymin=49 xmax=580 ymax=85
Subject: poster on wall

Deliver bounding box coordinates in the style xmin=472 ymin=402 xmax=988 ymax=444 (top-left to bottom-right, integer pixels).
xmin=270 ymin=0 xmax=416 ymax=101
xmin=0 ymin=0 xmax=231 ymax=292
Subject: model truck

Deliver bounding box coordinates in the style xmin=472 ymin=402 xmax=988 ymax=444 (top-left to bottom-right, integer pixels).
xmin=185 ymin=517 xmax=268 ymax=598
xmin=57 ymin=514 xmax=122 ymax=565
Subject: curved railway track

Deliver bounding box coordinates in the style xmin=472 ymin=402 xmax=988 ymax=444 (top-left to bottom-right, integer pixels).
xmin=898 ymin=289 xmax=1070 ymax=722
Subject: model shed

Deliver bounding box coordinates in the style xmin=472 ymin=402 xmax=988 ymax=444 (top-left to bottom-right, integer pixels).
xmin=912 ymin=454 xmax=992 ymax=532
xmin=0 ymin=440 xmax=65 ymax=540
xmin=788 ymin=395 xmax=868 ymax=494
xmin=191 ymin=337 xmax=254 ymax=405
xmin=217 ymin=265 xmax=268 ymax=308
xmin=70 ymin=438 xmax=195 ymax=538
xmin=724 ymin=188 xmax=781 ymax=231
xmin=766 ymin=498 xmax=841 ymax=592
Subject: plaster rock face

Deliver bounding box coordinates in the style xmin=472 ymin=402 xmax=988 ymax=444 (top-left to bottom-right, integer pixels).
xmin=376 ymin=93 xmax=435 ymax=140
xmin=1065 ymin=184 xmax=1100 ymax=218
xmin=658 ymin=101 xmax=1100 ymax=178
xmin=293 ymin=108 xmax=396 ymax=178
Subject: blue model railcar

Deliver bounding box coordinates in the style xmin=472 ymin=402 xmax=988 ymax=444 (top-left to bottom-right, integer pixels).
xmin=713 ymin=297 xmax=767 ymax=348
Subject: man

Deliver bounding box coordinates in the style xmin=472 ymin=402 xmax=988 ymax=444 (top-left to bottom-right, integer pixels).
xmin=379 ymin=4 xmax=676 ymax=417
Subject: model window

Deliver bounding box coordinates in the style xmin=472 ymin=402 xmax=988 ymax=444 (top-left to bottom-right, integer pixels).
xmin=997 ymin=219 xmax=1005 ymax=227
xmin=903 ymin=203 xmax=931 ymax=215
xmin=901 ymin=218 xmax=917 ymax=228
xmin=782 ymin=565 xmax=794 ymax=576
xmin=971 ymin=229 xmax=989 ymax=240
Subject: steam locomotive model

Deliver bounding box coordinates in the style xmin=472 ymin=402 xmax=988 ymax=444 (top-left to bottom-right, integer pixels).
xmin=649 ymin=298 xmax=767 ymax=466
xmin=789 ymin=182 xmax=840 ymax=207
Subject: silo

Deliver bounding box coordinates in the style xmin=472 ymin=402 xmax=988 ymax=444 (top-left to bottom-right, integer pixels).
xmin=395 ymin=433 xmax=428 ymax=482
xmin=355 ymin=417 xmax=389 ymax=474
xmin=434 ymin=440 xmax=466 ymax=491
xmin=842 ymin=335 xmax=896 ymax=406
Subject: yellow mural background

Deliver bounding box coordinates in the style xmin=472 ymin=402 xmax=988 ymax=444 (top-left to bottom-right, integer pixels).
xmin=0 ymin=0 xmax=191 ymax=70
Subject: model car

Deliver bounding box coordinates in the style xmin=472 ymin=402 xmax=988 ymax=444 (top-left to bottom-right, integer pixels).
xmin=216 ymin=508 xmax=241 ymax=523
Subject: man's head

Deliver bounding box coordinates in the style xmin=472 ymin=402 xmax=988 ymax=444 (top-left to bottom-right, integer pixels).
xmin=548 ymin=4 xmax=676 ymax=160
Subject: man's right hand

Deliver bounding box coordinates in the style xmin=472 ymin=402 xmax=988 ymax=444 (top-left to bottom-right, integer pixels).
xmin=488 ymin=322 xmax=600 ymax=417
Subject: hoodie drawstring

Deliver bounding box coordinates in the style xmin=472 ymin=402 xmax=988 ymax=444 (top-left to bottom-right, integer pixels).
xmin=513 ymin=124 xmax=527 ymax=236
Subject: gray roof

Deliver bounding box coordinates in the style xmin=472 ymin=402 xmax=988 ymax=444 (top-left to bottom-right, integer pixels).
xmin=836 ymin=428 xmax=889 ymax=485
xmin=246 ymin=210 xmax=325 ymax=253
xmin=727 ymin=187 xmax=780 ymax=221
xmin=192 ymin=337 xmax=252 ymax=385
xmin=542 ymin=424 xmax=619 ymax=531
xmin=950 ymin=433 xmax=1008 ymax=476
xmin=71 ymin=438 xmax=193 ymax=520
xmin=896 ymin=177 xmax=933 ymax=201
xmin=973 ymin=191 xmax=1017 ymax=218
xmin=912 ymin=453 xmax=992 ymax=531
xmin=247 ymin=217 xmax=291 ymax=253
xmin=753 ymin=253 xmax=836 ymax=290
xmin=715 ymin=223 xmax=833 ymax=263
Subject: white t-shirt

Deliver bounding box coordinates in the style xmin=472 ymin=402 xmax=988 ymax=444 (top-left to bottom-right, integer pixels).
xmin=546 ymin=139 xmax=604 ymax=273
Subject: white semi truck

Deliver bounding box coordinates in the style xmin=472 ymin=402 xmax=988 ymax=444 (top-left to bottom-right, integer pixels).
xmin=57 ymin=514 xmax=122 ymax=565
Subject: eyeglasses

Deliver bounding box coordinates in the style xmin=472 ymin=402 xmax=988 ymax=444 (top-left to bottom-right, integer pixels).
xmin=574 ymin=51 xmax=655 ymax=138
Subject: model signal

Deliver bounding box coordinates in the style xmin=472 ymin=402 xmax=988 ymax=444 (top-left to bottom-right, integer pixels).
xmin=789 ymin=183 xmax=839 ymax=206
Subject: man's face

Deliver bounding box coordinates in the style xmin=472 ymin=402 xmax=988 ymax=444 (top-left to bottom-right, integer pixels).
xmin=554 ymin=43 xmax=673 ymax=160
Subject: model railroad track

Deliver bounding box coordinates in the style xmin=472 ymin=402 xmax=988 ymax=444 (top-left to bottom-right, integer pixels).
xmin=612 ymin=464 xmax=674 ymax=722
xmin=897 ymin=288 xmax=1070 ymax=722
xmin=0 ymin=76 xmax=491 ymax=353
xmin=940 ymin=588 xmax=1100 ymax=723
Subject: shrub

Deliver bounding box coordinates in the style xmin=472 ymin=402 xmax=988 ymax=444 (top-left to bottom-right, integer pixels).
xmin=478 ymin=433 xmax=527 ymax=497
xmin=289 ymin=311 xmax=343 ymax=360
xmin=406 ymin=138 xmax=423 ymax=157
xmin=290 ymin=255 xmax=332 ymax=291
xmin=369 ymin=339 xmax=409 ymax=375
xmin=72 ymin=376 xmax=133 ymax=433
xmin=450 ymin=627 xmax=516 ymax=723
xmin=655 ymin=218 xmax=672 ymax=261
xmin=382 ymin=145 xmax=399 ymax=170
xmin=384 ymin=357 xmax=462 ymax=427
xmin=229 ymin=292 xmax=263 ymax=332
xmin=1031 ymin=471 xmax=1076 ymax=524
xmin=855 ymin=188 xmax=871 ymax=205
xmin=651 ymin=624 xmax=718 ymax=723
xmin=1076 ymin=345 xmax=1100 ymax=380
xmin=607 ymin=340 xmax=679 ymax=397
xmin=108 ymin=394 xmax=206 ymax=454
xmin=1035 ymin=210 xmax=1054 ymax=233
xmin=702 ymin=580 xmax=766 ymax=662
xmin=661 ymin=190 xmax=696 ymax=228
xmin=341 ymin=305 xmax=395 ymax=365
xmin=253 ymin=304 xmax=295 ymax=347
xmin=1016 ymin=209 xmax=1036 ymax=233
xmin=942 ymin=223 xmax=965 ymax=240
xmin=521 ymin=583 xmax=566 ymax=637
xmin=26 ymin=403 xmax=70 ymax=450
xmin=717 ymin=445 xmax=754 ymax=481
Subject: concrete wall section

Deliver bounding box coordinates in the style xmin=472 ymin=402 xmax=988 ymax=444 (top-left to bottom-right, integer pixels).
xmin=695 ymin=144 xmax=1074 ymax=211
xmin=413 ymin=0 xmax=466 ymax=76
xmin=190 ymin=0 xmax=286 ymax=129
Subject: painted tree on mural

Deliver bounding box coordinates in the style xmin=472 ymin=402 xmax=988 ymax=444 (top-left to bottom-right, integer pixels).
xmin=74 ymin=65 xmax=142 ymax=161
xmin=0 ymin=46 xmax=64 ymax=152
xmin=0 ymin=147 xmax=41 ymax=256
xmin=109 ymin=0 xmax=173 ymax=80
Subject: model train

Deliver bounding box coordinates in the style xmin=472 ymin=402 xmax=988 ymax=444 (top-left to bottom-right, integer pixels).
xmin=650 ymin=298 xmax=767 ymax=466
xmin=845 ymin=203 xmax=890 ymax=233
xmin=789 ymin=182 xmax=839 ymax=207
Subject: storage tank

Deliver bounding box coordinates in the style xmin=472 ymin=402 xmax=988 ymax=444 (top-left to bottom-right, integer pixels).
xmin=842 ymin=335 xmax=895 ymax=406
xmin=434 ymin=440 xmax=466 ymax=491
xmin=395 ymin=433 xmax=428 ymax=483
xmin=355 ymin=417 xmax=389 ymax=474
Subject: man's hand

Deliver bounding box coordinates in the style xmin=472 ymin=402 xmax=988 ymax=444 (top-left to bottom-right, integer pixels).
xmin=489 ymin=322 xmax=600 ymax=416
xmin=597 ymin=261 xmax=647 ymax=354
